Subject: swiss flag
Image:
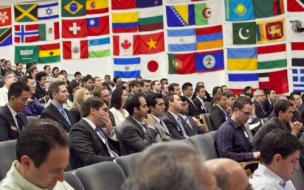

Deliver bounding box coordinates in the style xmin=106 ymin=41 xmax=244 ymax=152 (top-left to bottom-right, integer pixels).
xmin=288 ymin=0 xmax=304 ymax=12
xmin=137 ymin=32 xmax=164 ymax=54
xmin=62 ymin=19 xmax=86 ymax=38
xmin=113 ymin=34 xmax=139 ymax=56
xmin=63 ymin=40 xmax=88 ymax=59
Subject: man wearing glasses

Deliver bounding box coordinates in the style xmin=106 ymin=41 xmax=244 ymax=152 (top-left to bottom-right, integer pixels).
xmin=215 ymin=96 xmax=260 ymax=162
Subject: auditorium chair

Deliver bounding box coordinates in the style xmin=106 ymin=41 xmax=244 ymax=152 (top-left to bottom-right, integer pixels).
xmin=202 ymin=113 xmax=214 ymax=131
xmin=64 ymin=171 xmax=85 ymax=190
xmin=187 ymin=132 xmax=218 ymax=160
xmin=114 ymin=152 xmax=141 ymax=176
xmin=0 ymin=140 xmax=16 ymax=180
xmin=75 ymin=161 xmax=126 ymax=190
xmin=291 ymin=165 xmax=304 ymax=190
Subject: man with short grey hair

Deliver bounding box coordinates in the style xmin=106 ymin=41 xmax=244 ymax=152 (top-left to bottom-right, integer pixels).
xmin=122 ymin=142 xmax=219 ymax=190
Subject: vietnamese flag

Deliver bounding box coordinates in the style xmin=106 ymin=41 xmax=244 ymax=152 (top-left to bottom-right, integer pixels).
xmin=168 ymin=52 xmax=195 ymax=74
xmin=112 ymin=0 xmax=136 ymax=10
xmin=137 ymin=32 xmax=164 ymax=54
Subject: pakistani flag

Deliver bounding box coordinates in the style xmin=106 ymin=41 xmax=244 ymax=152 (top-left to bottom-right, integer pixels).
xmin=233 ymin=22 xmax=256 ymax=44
xmin=88 ymin=37 xmax=111 ymax=58
xmin=15 ymin=45 xmax=39 ymax=64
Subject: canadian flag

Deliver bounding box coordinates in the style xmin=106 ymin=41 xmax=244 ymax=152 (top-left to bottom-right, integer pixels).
xmin=113 ymin=34 xmax=139 ymax=56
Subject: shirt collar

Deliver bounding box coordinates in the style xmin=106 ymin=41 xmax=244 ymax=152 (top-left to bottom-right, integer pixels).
xmin=227 ymin=117 xmax=242 ymax=128
xmin=151 ymin=114 xmax=161 ymax=123
xmin=82 ymin=118 xmax=97 ymax=130
xmin=169 ymin=111 xmax=179 ymax=121
xmin=51 ymin=101 xmax=64 ymax=111
xmin=256 ymin=163 xmax=288 ymax=187
xmin=7 ymin=104 xmax=17 ymax=117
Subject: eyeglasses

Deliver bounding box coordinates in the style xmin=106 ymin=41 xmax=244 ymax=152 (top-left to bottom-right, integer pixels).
xmin=239 ymin=109 xmax=252 ymax=116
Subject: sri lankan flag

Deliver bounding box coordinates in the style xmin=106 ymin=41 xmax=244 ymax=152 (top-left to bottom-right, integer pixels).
xmin=14 ymin=4 xmax=38 ymax=22
xmin=39 ymin=43 xmax=60 ymax=63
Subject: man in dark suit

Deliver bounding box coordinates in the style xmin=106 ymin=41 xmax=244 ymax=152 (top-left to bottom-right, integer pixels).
xmin=253 ymin=89 xmax=267 ymax=119
xmin=0 ymin=82 xmax=30 ymax=141
xmin=193 ymin=85 xmax=210 ymax=114
xmin=70 ymin=97 xmax=120 ymax=169
xmin=210 ymin=92 xmax=229 ymax=130
xmin=146 ymin=93 xmax=172 ymax=141
xmin=41 ymin=80 xmax=76 ymax=132
xmin=253 ymin=99 xmax=302 ymax=150
xmin=14 ymin=62 xmax=25 ymax=77
xmin=263 ymin=89 xmax=276 ymax=116
xmin=34 ymin=71 xmax=49 ymax=103
xmin=120 ymin=93 xmax=158 ymax=154
xmin=182 ymin=82 xmax=199 ymax=116
xmin=162 ymin=94 xmax=193 ymax=139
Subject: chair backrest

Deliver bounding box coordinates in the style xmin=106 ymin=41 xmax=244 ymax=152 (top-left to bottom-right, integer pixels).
xmin=0 ymin=140 xmax=16 ymax=180
xmin=203 ymin=113 xmax=214 ymax=131
xmin=291 ymin=165 xmax=304 ymax=190
xmin=75 ymin=161 xmax=126 ymax=190
xmin=64 ymin=171 xmax=85 ymax=190
xmin=114 ymin=152 xmax=141 ymax=177
xmin=187 ymin=132 xmax=218 ymax=160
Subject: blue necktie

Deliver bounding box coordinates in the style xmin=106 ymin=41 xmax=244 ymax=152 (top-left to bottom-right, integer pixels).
xmin=177 ymin=116 xmax=188 ymax=138
xmin=279 ymin=180 xmax=286 ymax=188
xmin=95 ymin=128 xmax=119 ymax=158
xmin=15 ymin=113 xmax=24 ymax=131
xmin=61 ymin=109 xmax=71 ymax=125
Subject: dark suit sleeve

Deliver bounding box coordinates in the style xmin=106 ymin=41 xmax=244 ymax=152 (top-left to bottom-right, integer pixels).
xmin=163 ymin=119 xmax=184 ymax=140
xmin=122 ymin=126 xmax=157 ymax=152
xmin=70 ymin=124 xmax=114 ymax=166
xmin=210 ymin=107 xmax=226 ymax=130
xmin=0 ymin=116 xmax=10 ymax=141
xmin=252 ymin=123 xmax=276 ymax=150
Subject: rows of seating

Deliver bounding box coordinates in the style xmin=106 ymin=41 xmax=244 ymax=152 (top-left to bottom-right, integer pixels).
xmin=1 ymin=133 xmax=304 ymax=190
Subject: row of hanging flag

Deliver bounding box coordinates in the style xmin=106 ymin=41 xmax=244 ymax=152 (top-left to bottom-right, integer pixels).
xmin=0 ymin=0 xmax=303 ymax=93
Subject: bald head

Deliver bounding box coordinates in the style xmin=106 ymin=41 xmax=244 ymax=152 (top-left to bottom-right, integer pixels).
xmin=205 ymin=158 xmax=251 ymax=190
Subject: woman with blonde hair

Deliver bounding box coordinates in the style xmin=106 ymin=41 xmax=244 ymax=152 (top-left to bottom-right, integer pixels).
xmin=70 ymin=88 xmax=92 ymax=122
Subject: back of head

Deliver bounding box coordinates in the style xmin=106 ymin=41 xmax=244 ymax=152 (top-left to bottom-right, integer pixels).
xmin=273 ymin=99 xmax=291 ymax=117
xmin=16 ymin=119 xmax=69 ymax=168
xmin=80 ymin=97 xmax=105 ymax=118
xmin=8 ymin=81 xmax=30 ymax=100
xmin=124 ymin=93 xmax=144 ymax=115
xmin=123 ymin=142 xmax=214 ymax=190
xmin=260 ymin=129 xmax=303 ymax=166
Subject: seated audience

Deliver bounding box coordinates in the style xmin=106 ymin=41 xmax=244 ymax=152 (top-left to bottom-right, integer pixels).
xmin=253 ymin=99 xmax=302 ymax=150
xmin=70 ymin=97 xmax=120 ymax=169
xmin=122 ymin=142 xmax=218 ymax=190
xmin=14 ymin=62 xmax=24 ymax=77
xmin=162 ymin=94 xmax=193 ymax=139
xmin=109 ymin=87 xmax=129 ymax=127
xmin=210 ymin=92 xmax=229 ymax=130
xmin=225 ymin=92 xmax=236 ymax=116
xmin=289 ymin=91 xmax=303 ymax=123
xmin=129 ymin=80 xmax=141 ymax=96
xmin=22 ymin=76 xmax=44 ymax=117
xmin=120 ymin=93 xmax=158 ymax=154
xmin=263 ymin=89 xmax=276 ymax=116
xmin=70 ymin=88 xmax=92 ymax=122
xmin=193 ymin=85 xmax=210 ymax=114
xmin=161 ymin=82 xmax=169 ymax=97
xmin=182 ymin=82 xmax=199 ymax=116
xmin=0 ymin=70 xmax=17 ymax=106
xmin=253 ymin=89 xmax=268 ymax=119
xmin=250 ymin=129 xmax=302 ymax=190
xmin=41 ymin=81 xmax=76 ymax=132
xmin=0 ymin=82 xmax=30 ymax=141
xmin=215 ymin=96 xmax=260 ymax=162
xmin=140 ymin=79 xmax=152 ymax=96
xmin=34 ymin=71 xmax=49 ymax=103
xmin=151 ymin=80 xmax=161 ymax=93
xmin=205 ymin=158 xmax=252 ymax=190
xmin=0 ymin=119 xmax=73 ymax=190
xmin=146 ymin=93 xmax=172 ymax=141
xmin=168 ymin=82 xmax=181 ymax=95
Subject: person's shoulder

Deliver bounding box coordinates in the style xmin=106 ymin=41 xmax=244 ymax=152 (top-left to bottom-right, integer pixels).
xmin=53 ymin=180 xmax=74 ymax=190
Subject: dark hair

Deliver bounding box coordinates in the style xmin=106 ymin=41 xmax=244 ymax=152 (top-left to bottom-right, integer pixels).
xmin=151 ymin=80 xmax=159 ymax=87
xmin=92 ymin=86 xmax=107 ymax=98
xmin=113 ymin=76 xmax=121 ymax=84
xmin=160 ymin=78 xmax=168 ymax=84
xmin=140 ymin=79 xmax=151 ymax=87
xmin=213 ymin=92 xmax=227 ymax=103
xmin=67 ymin=80 xmax=79 ymax=96
xmin=80 ymin=97 xmax=106 ymax=117
xmin=43 ymin=65 xmax=50 ymax=70
xmin=194 ymin=85 xmax=205 ymax=94
xmin=74 ymin=71 xmax=81 ymax=77
xmin=52 ymin=67 xmax=59 ymax=76
xmin=146 ymin=93 xmax=163 ymax=108
xmin=182 ymin=82 xmax=192 ymax=92
xmin=16 ymin=62 xmax=22 ymax=66
xmin=129 ymin=80 xmax=140 ymax=88
xmin=48 ymin=80 xmax=66 ymax=99
xmin=16 ymin=119 xmax=69 ymax=168
xmin=273 ymin=99 xmax=292 ymax=117
xmin=122 ymin=142 xmax=209 ymax=190
xmin=35 ymin=71 xmax=48 ymax=82
xmin=27 ymin=66 xmax=37 ymax=78
xmin=124 ymin=93 xmax=145 ymax=115
xmin=224 ymin=92 xmax=235 ymax=99
xmin=260 ymin=129 xmax=303 ymax=165
xmin=111 ymin=87 xmax=126 ymax=109
xmin=82 ymin=75 xmax=93 ymax=83
xmin=232 ymin=96 xmax=252 ymax=111
xmin=8 ymin=81 xmax=30 ymax=100
xmin=212 ymin=86 xmax=222 ymax=96
xmin=168 ymin=83 xmax=179 ymax=94
xmin=289 ymin=91 xmax=301 ymax=101
xmin=243 ymin=86 xmax=252 ymax=94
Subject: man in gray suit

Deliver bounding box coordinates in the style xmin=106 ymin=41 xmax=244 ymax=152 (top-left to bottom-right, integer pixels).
xmin=146 ymin=93 xmax=171 ymax=141
xmin=120 ymin=93 xmax=158 ymax=154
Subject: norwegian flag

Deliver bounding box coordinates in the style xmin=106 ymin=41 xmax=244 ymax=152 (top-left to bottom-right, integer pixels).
xmin=15 ymin=24 xmax=39 ymax=43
